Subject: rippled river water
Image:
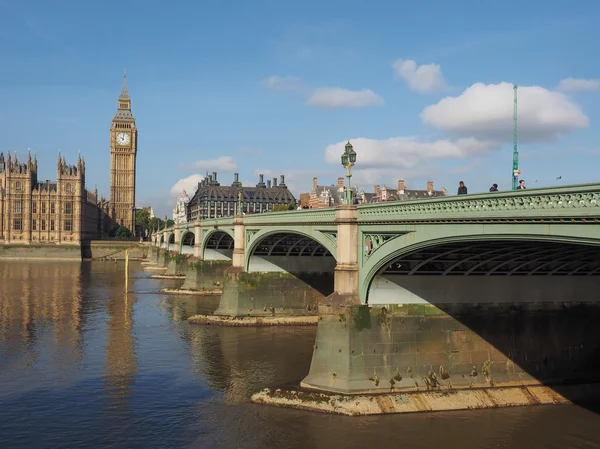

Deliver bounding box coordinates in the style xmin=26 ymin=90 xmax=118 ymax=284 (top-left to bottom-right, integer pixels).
xmin=1 ymin=261 xmax=600 ymax=449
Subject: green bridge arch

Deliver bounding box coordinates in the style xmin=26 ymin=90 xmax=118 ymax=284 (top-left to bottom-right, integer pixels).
xmin=359 ymin=223 xmax=600 ymax=303
xmin=244 ymin=228 xmax=337 ymax=271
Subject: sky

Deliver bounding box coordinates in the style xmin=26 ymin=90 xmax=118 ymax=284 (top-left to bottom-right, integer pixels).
xmin=1 ymin=0 xmax=599 ymax=218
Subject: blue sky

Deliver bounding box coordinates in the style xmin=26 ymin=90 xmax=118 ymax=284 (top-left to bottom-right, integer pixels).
xmin=1 ymin=0 xmax=599 ymax=217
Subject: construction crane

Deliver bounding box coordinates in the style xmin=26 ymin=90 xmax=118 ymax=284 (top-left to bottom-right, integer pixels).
xmin=512 ymin=84 xmax=520 ymax=190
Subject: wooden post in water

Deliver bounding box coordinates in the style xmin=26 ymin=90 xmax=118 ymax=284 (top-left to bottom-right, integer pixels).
xmin=125 ymin=249 xmax=129 ymax=292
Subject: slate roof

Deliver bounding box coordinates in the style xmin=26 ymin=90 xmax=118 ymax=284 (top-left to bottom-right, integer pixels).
xmin=187 ymin=173 xmax=296 ymax=218
xmin=312 ymin=184 xmax=358 ymax=205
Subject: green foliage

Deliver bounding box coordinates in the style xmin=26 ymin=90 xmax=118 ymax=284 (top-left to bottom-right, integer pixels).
xmin=136 ymin=209 xmax=151 ymax=232
xmin=149 ymin=217 xmax=164 ymax=231
xmin=114 ymin=226 xmax=133 ymax=239
xmin=271 ymin=201 xmax=297 ymax=212
xmin=166 ymin=219 xmax=175 ymax=228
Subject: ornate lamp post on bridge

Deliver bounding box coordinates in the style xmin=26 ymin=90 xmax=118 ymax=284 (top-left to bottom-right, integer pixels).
xmin=341 ymin=140 xmax=357 ymax=205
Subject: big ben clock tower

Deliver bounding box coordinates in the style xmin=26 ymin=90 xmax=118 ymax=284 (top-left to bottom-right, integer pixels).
xmin=109 ymin=70 xmax=137 ymax=232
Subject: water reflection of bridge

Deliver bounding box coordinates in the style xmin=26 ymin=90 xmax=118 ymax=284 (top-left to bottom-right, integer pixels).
xmin=186 ymin=325 xmax=316 ymax=404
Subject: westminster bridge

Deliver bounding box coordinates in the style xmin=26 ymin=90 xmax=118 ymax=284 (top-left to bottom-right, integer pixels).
xmin=150 ymin=183 xmax=600 ymax=395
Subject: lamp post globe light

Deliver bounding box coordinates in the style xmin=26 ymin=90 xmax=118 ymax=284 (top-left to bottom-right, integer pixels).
xmin=341 ymin=139 xmax=357 ymax=205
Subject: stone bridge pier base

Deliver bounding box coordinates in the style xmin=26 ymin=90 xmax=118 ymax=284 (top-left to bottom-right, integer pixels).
xmin=180 ymin=259 xmax=231 ymax=293
xmin=156 ymin=249 xmax=171 ymax=268
xmin=213 ymin=271 xmax=325 ymax=317
xmin=165 ymin=253 xmax=190 ymax=276
xmin=301 ymin=204 xmax=365 ymax=391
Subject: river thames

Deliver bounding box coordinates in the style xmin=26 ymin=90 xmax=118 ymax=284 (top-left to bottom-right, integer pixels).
xmin=1 ymin=261 xmax=600 ymax=449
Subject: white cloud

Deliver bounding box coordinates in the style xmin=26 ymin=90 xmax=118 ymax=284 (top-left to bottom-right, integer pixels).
xmin=263 ymin=75 xmax=383 ymax=109
xmin=393 ymin=59 xmax=446 ymax=93
xmin=558 ymin=77 xmax=600 ymax=92
xmin=170 ymin=174 xmax=203 ymax=197
xmin=324 ymin=136 xmax=497 ymax=170
xmin=421 ymin=82 xmax=588 ymax=142
xmin=307 ymin=88 xmax=384 ymax=108
xmin=181 ymin=156 xmax=237 ymax=172
xmin=262 ymin=75 xmax=305 ymax=91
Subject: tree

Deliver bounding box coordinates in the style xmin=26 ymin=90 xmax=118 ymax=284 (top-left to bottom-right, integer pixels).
xmin=166 ymin=219 xmax=175 ymax=227
xmin=136 ymin=209 xmax=151 ymax=234
xmin=149 ymin=217 xmax=164 ymax=232
xmin=271 ymin=201 xmax=296 ymax=212
xmin=115 ymin=226 xmax=132 ymax=239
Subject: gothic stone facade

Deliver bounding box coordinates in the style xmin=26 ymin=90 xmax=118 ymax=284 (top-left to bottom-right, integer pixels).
xmin=109 ymin=72 xmax=138 ymax=232
xmin=173 ymin=190 xmax=189 ymax=225
xmin=187 ymin=172 xmax=296 ymax=221
xmin=0 ymin=152 xmax=112 ymax=244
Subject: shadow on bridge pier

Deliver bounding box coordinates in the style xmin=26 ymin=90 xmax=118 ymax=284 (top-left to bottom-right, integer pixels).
xmin=302 ymin=239 xmax=600 ymax=411
xmin=214 ymin=233 xmax=336 ymax=318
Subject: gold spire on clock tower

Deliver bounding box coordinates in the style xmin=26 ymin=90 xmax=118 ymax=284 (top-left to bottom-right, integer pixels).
xmin=109 ymin=69 xmax=137 ymax=231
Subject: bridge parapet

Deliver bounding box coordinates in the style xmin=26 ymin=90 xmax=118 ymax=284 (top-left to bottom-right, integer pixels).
xmin=244 ymin=208 xmax=336 ymax=225
xmin=358 ymin=183 xmax=600 ymax=222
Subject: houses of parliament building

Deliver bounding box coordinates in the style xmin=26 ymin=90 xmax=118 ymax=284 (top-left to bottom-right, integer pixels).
xmin=0 ymin=72 xmax=138 ymax=244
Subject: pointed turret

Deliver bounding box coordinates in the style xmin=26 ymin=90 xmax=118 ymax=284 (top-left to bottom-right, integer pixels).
xmin=119 ymin=69 xmax=129 ymax=100
xmin=27 ymin=150 xmax=32 ymax=167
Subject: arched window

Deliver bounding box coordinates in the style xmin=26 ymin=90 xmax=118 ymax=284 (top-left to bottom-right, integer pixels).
xmin=66 ymin=183 xmax=72 ymax=193
xmin=15 ymin=181 xmax=21 ymax=191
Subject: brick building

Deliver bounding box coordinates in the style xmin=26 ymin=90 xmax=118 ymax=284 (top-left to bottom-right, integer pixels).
xmin=360 ymin=179 xmax=447 ymax=203
xmin=308 ymin=177 xmax=358 ymax=209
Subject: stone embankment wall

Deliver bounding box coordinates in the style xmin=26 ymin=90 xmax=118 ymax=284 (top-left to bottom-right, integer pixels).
xmin=0 ymin=244 xmax=82 ymax=260
xmin=0 ymin=241 xmax=149 ymax=261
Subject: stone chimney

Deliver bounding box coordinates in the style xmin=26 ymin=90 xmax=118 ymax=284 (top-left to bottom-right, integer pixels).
xmin=427 ymin=180 xmax=434 ymax=194
xmin=280 ymin=175 xmax=285 ymax=186
xmin=337 ymin=177 xmax=344 ymax=189
xmin=234 ymin=173 xmax=239 ymax=183
xmin=374 ymin=185 xmax=381 ymax=197
xmin=267 ymin=180 xmax=272 ymax=188
xmin=397 ymin=179 xmax=406 ymax=192
xmin=273 ymin=177 xmax=277 ymax=187
xmin=313 ymin=177 xmax=318 ymax=190
xmin=212 ymin=172 xmax=217 ymax=181
xmin=259 ymin=174 xmax=264 ymax=184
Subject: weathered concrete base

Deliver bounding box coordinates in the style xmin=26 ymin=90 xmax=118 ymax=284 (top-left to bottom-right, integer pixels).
xmin=188 ymin=314 xmax=318 ymax=326
xmin=165 ymin=254 xmax=189 ymax=276
xmin=144 ymin=265 xmax=167 ymax=272
xmin=151 ymin=274 xmax=186 ymax=279
xmin=180 ymin=259 xmax=231 ymax=292
xmin=302 ymin=301 xmax=600 ymax=394
xmin=251 ymin=383 xmax=600 ymax=416
xmin=161 ymin=288 xmax=222 ymax=295
xmin=214 ymin=269 xmax=332 ymax=318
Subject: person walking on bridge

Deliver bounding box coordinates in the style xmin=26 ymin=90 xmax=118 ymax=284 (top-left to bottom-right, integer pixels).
xmin=518 ymin=180 xmax=526 ymax=189
xmin=457 ymin=181 xmax=468 ymax=195
xmin=489 ymin=183 xmax=498 ymax=192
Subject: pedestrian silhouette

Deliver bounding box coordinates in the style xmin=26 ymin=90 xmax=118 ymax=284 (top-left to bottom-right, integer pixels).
xmin=489 ymin=183 xmax=498 ymax=192
xmin=457 ymin=181 xmax=467 ymax=195
xmin=518 ymin=180 xmax=526 ymax=189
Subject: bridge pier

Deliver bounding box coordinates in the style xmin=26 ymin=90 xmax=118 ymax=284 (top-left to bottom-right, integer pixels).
xmin=213 ymin=271 xmax=325 ymax=317
xmin=156 ymin=248 xmax=171 ymax=268
xmin=193 ymin=221 xmax=202 ymax=258
xmin=164 ymin=253 xmax=190 ymax=276
xmin=180 ymin=259 xmax=230 ymax=293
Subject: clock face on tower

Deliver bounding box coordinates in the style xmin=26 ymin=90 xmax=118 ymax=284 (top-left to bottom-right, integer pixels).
xmin=116 ymin=132 xmax=131 ymax=146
